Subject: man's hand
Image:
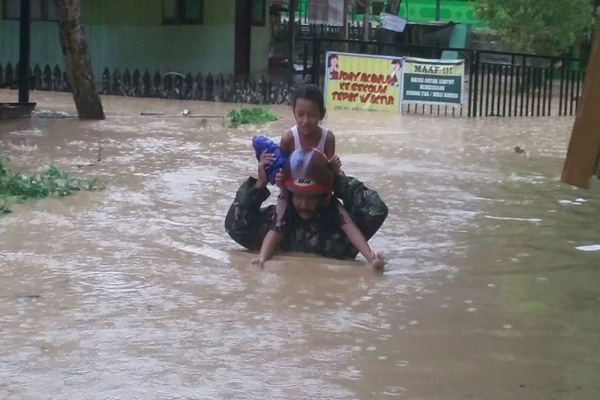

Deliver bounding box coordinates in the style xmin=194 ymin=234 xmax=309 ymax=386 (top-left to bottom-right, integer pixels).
xmin=256 ymin=150 xmax=275 ymax=189
xmin=369 ymin=252 xmax=386 ymax=271
xmin=251 ymin=257 xmax=266 ymax=269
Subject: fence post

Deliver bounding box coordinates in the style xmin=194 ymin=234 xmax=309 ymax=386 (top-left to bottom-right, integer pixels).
xmin=302 ymin=42 xmax=308 ymax=81
xmin=469 ymin=50 xmax=480 ymax=117
xmin=312 ymin=37 xmax=321 ymax=86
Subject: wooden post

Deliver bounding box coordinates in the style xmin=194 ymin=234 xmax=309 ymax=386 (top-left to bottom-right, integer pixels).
xmin=363 ymin=0 xmax=370 ymax=41
xmin=341 ymin=0 xmax=350 ymax=52
xmin=288 ymin=0 xmax=297 ymax=83
xmin=18 ymin=0 xmax=31 ymax=105
xmin=234 ymin=0 xmax=252 ymax=75
xmin=561 ymin=18 xmax=600 ymax=189
xmin=380 ymin=0 xmax=400 ymax=55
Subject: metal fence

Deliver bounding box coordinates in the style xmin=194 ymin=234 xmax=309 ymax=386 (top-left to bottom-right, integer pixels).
xmin=0 ymin=62 xmax=295 ymax=105
xmin=468 ymin=52 xmax=585 ymax=117
xmin=277 ymin=21 xmax=378 ymax=41
xmin=0 ymin=38 xmax=587 ymax=118
xmin=298 ymin=37 xmax=586 ymax=117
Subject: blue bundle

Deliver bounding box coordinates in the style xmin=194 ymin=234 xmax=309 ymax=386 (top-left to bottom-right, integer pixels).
xmin=252 ymin=135 xmax=287 ymax=184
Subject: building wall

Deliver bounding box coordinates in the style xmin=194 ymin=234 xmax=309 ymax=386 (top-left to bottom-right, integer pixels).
xmin=0 ymin=0 xmax=270 ymax=80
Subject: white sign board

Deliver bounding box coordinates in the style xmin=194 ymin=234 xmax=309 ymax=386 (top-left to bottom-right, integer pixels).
xmin=380 ymin=12 xmax=407 ymax=32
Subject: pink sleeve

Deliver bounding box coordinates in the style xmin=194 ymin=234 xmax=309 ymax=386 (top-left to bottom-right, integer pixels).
xmin=271 ymin=190 xmax=289 ymax=232
xmin=336 ymin=200 xmax=352 ymax=227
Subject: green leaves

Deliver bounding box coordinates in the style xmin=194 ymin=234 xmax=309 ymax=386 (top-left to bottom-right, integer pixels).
xmin=473 ymin=0 xmax=595 ymax=56
xmin=0 ymin=157 xmax=104 ymax=215
xmin=227 ymin=107 xmax=278 ymax=128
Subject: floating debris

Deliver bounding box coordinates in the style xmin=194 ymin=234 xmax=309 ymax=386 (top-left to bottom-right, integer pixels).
xmin=77 ymin=146 xmax=103 ymax=168
xmin=31 ymin=110 xmax=74 ymax=119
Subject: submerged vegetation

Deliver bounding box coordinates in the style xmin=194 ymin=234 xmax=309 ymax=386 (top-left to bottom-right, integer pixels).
xmin=227 ymin=107 xmax=278 ymax=127
xmin=0 ymin=157 xmax=104 ymax=215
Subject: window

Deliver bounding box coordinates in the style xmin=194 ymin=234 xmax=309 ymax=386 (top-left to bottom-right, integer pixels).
xmin=163 ymin=0 xmax=203 ymax=25
xmin=3 ymin=0 xmax=57 ymax=21
xmin=251 ymin=0 xmax=266 ymax=26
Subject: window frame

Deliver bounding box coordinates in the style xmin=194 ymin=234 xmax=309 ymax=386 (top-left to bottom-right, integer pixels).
xmin=163 ymin=0 xmax=204 ymax=25
xmin=251 ymin=0 xmax=266 ymax=27
xmin=3 ymin=0 xmax=57 ymax=21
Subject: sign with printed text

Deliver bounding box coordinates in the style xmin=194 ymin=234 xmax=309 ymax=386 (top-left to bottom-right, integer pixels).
xmin=402 ymin=57 xmax=465 ymax=105
xmin=324 ymin=52 xmax=404 ymax=113
xmin=380 ymin=12 xmax=408 ymax=33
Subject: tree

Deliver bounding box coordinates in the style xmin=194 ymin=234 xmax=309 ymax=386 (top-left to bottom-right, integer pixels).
xmin=473 ymin=0 xmax=595 ymax=56
xmin=561 ymin=16 xmax=600 ymax=189
xmin=379 ymin=0 xmax=401 ymax=54
xmin=384 ymin=0 xmax=401 ymax=18
xmin=54 ymin=0 xmax=105 ymax=120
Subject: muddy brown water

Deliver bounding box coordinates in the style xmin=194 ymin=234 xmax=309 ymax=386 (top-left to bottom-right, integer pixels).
xmin=1 ymin=90 xmax=599 ymax=400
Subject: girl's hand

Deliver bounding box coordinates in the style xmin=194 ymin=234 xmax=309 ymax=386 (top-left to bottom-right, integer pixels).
xmin=251 ymin=257 xmax=266 ymax=269
xmin=275 ymin=168 xmax=284 ymax=188
xmin=369 ymin=252 xmax=386 ymax=271
xmin=329 ymin=154 xmax=342 ymax=173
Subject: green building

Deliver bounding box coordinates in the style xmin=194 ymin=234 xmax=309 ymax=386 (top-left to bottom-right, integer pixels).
xmin=0 ymin=0 xmax=271 ymax=79
xmin=285 ymin=0 xmax=483 ymax=26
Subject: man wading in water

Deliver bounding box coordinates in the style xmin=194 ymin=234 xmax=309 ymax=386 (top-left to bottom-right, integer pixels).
xmin=224 ymin=148 xmax=388 ymax=270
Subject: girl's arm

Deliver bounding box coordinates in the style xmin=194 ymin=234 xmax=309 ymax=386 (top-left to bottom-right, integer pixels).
xmin=324 ymin=130 xmax=342 ymax=173
xmin=341 ymin=219 xmax=385 ymax=270
xmin=252 ymin=230 xmax=281 ymax=268
xmin=280 ymin=129 xmax=294 ymax=156
xmin=276 ymin=130 xmax=295 ymax=187
xmin=324 ymin=130 xmax=336 ymax=160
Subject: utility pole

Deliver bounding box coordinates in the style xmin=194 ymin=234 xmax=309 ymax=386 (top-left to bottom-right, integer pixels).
xmin=435 ymin=0 xmax=440 ymax=21
xmin=341 ymin=0 xmax=350 ymax=51
xmin=363 ymin=0 xmax=370 ymax=41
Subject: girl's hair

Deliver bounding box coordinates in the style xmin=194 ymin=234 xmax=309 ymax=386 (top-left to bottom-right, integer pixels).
xmin=293 ymin=84 xmax=326 ymax=120
xmin=328 ymin=53 xmax=338 ymax=65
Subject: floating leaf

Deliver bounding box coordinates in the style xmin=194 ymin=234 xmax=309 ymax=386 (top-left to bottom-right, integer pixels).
xmin=227 ymin=107 xmax=278 ymax=128
xmin=0 ymin=157 xmax=104 ymax=214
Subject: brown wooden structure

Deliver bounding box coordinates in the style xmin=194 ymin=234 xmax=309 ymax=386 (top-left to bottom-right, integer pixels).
xmin=561 ymin=19 xmax=600 ymax=189
xmin=0 ymin=0 xmax=36 ymax=120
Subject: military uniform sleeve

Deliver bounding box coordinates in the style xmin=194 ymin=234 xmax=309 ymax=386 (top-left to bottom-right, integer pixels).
xmin=224 ymin=177 xmax=275 ymax=251
xmin=333 ymin=172 xmax=388 ymax=241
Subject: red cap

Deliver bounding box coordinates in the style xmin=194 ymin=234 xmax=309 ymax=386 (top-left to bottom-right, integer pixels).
xmin=283 ymin=148 xmax=333 ymax=196
xmin=284 ymin=177 xmax=331 ymax=195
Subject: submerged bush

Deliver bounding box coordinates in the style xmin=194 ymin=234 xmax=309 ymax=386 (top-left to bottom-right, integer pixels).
xmin=227 ymin=107 xmax=278 ymax=128
xmin=0 ymin=157 xmax=104 ymax=215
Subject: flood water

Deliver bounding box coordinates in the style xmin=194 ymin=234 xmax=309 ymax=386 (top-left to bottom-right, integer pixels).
xmin=1 ymin=89 xmax=599 ymax=400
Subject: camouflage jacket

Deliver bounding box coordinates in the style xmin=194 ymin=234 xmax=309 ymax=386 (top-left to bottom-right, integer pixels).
xmin=224 ymin=173 xmax=388 ymax=260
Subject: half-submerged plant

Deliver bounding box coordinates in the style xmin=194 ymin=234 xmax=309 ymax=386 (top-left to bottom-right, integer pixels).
xmin=227 ymin=107 xmax=278 ymax=128
xmin=0 ymin=157 xmax=104 ymax=215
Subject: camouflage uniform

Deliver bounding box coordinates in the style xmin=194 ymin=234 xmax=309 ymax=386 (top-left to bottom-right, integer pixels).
xmin=224 ymin=172 xmax=388 ymax=260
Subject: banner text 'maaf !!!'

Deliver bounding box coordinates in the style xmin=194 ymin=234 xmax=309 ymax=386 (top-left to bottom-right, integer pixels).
xmin=330 ymin=70 xmax=396 ymax=105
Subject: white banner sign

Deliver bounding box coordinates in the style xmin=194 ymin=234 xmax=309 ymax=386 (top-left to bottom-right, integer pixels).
xmin=380 ymin=12 xmax=407 ymax=32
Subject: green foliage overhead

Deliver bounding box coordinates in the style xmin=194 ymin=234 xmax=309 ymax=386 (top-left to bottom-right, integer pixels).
xmin=0 ymin=157 xmax=104 ymax=215
xmin=473 ymin=0 xmax=595 ymax=56
xmin=227 ymin=108 xmax=278 ymax=128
